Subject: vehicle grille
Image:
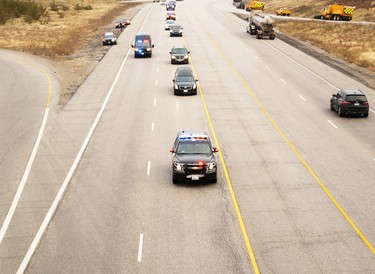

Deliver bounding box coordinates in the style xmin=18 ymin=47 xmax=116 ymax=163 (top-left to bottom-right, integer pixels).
xmin=179 ymin=86 xmax=192 ymax=90
xmin=185 ymin=164 xmax=206 ymax=175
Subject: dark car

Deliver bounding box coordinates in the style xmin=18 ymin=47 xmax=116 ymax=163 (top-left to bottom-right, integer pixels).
xmin=330 ymin=89 xmax=369 ymax=117
xmin=102 ymin=32 xmax=117 ymax=45
xmin=173 ymin=67 xmax=197 ymax=95
xmin=170 ymin=131 xmax=218 ymax=184
xmin=166 ymin=3 xmax=175 ymax=10
xmin=170 ymin=24 xmax=183 ymax=37
xmin=115 ymin=18 xmax=131 ymax=28
xmin=170 ymin=45 xmax=190 ymax=64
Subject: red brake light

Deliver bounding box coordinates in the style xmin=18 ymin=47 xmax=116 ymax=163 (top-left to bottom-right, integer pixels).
xmin=198 ymin=161 xmax=205 ymax=166
xmin=342 ymin=101 xmax=350 ymax=106
xmin=363 ymin=102 xmax=369 ymax=107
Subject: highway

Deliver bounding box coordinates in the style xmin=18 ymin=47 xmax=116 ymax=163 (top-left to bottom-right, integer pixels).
xmin=1 ymin=0 xmax=375 ymax=273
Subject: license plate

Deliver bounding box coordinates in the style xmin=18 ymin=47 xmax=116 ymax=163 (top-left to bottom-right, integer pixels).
xmin=183 ymin=90 xmax=188 ymax=93
xmin=192 ymin=175 xmax=199 ymax=180
xmin=354 ymin=103 xmax=359 ymax=106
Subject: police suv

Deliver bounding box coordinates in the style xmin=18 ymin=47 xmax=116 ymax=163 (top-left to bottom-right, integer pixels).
xmin=170 ymin=131 xmax=218 ymax=184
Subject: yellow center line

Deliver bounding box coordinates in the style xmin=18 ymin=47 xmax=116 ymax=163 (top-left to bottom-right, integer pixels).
xmin=31 ymin=64 xmax=52 ymax=108
xmin=185 ymin=13 xmax=375 ymax=271
xmin=184 ymin=40 xmax=260 ymax=274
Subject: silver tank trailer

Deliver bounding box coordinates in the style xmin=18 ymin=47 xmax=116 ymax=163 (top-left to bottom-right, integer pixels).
xmin=247 ymin=13 xmax=276 ymax=39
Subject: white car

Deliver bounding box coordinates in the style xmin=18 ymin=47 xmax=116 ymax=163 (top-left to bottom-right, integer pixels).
xmin=165 ymin=20 xmax=175 ymax=30
xmin=161 ymin=0 xmax=167 ymax=5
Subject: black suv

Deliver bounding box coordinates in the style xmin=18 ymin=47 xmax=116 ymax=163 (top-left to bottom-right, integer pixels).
xmin=170 ymin=131 xmax=218 ymax=184
xmin=330 ymin=89 xmax=369 ymax=117
xmin=173 ymin=67 xmax=198 ymax=95
xmin=170 ymin=45 xmax=190 ymax=64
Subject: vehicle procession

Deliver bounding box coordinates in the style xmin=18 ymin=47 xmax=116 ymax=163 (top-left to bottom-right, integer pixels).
xmin=106 ymin=0 xmax=370 ymax=185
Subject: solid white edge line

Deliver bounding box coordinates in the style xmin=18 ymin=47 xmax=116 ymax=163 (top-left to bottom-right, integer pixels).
xmin=17 ymin=48 xmax=132 ymax=274
xmin=155 ymin=80 xmax=158 ymax=86
xmin=299 ymin=95 xmax=307 ymax=101
xmin=0 ymin=108 xmax=49 ymax=245
xmin=370 ymin=109 xmax=375 ymax=114
xmin=153 ymin=98 xmax=157 ymax=106
xmin=147 ymin=161 xmax=151 ymax=176
xmin=151 ymin=123 xmax=155 ymax=132
xmin=280 ymin=78 xmax=286 ymax=84
xmin=137 ymin=233 xmax=144 ymax=262
xmin=327 ymin=119 xmax=338 ymax=129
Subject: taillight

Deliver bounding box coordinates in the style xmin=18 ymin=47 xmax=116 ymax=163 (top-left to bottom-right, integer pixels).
xmin=198 ymin=161 xmax=205 ymax=166
xmin=363 ymin=102 xmax=369 ymax=107
xmin=341 ymin=101 xmax=351 ymax=106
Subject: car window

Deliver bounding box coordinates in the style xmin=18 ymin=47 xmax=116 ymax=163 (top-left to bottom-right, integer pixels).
xmin=177 ymin=142 xmax=211 ymax=154
xmin=172 ymin=48 xmax=187 ymax=54
xmin=346 ymin=95 xmax=367 ymax=102
xmin=176 ymin=76 xmax=194 ymax=82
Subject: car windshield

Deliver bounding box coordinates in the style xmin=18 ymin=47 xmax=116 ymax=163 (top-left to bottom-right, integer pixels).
xmin=105 ymin=34 xmax=115 ymax=39
xmin=172 ymin=25 xmax=181 ymax=29
xmin=176 ymin=76 xmax=194 ymax=82
xmin=172 ymin=48 xmax=187 ymax=54
xmin=177 ymin=141 xmax=211 ymax=154
xmin=346 ymin=95 xmax=367 ymax=102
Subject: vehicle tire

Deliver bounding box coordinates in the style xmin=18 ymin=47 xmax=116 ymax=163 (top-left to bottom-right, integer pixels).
xmin=174 ymin=89 xmax=178 ymax=95
xmin=330 ymin=101 xmax=334 ymax=111
xmin=364 ymin=112 xmax=369 ymax=118
xmin=173 ymin=178 xmax=178 ymax=184
xmin=338 ymin=107 xmax=344 ymax=117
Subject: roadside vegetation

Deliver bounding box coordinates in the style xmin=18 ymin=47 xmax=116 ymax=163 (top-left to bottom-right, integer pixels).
xmin=0 ymin=0 xmax=139 ymax=57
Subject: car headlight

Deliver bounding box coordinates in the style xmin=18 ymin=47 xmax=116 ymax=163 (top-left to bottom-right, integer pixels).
xmin=174 ymin=163 xmax=185 ymax=172
xmin=147 ymin=48 xmax=151 ymax=51
xmin=171 ymin=56 xmax=176 ymax=59
xmin=193 ymin=83 xmax=197 ymax=89
xmin=183 ymin=55 xmax=188 ymax=59
xmin=206 ymin=162 xmax=216 ymax=173
xmin=174 ymin=84 xmax=179 ymax=89
xmin=112 ymin=39 xmax=115 ymax=42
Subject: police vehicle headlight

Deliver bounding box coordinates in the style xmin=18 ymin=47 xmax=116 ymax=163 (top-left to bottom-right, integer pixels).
xmin=174 ymin=84 xmax=179 ymax=89
xmin=193 ymin=83 xmax=197 ymax=89
xmin=206 ymin=162 xmax=216 ymax=173
xmin=174 ymin=163 xmax=185 ymax=172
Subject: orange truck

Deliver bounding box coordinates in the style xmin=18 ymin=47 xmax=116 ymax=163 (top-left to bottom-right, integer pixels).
xmin=245 ymin=0 xmax=264 ymax=11
xmin=320 ymin=4 xmax=355 ymax=21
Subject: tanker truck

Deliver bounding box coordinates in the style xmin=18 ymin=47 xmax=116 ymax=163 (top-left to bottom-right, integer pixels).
xmin=246 ymin=13 xmax=275 ymax=40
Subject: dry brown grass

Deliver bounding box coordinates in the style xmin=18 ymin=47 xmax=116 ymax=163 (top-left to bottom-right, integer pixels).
xmin=264 ymin=0 xmax=375 ymax=21
xmin=276 ymin=21 xmax=375 ymax=72
xmin=0 ymin=1 xmax=139 ymax=58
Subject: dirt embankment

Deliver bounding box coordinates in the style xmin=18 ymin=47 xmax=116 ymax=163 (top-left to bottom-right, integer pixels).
xmin=0 ymin=1 xmax=145 ymax=105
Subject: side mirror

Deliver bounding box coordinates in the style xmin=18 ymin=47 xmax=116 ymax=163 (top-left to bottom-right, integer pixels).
xmin=195 ymin=79 xmax=198 ymax=82
xmin=188 ymin=51 xmax=190 ymax=54
xmin=131 ymin=45 xmax=134 ymax=48
xmin=173 ymin=79 xmax=175 ymax=82
xmin=169 ymin=148 xmax=175 ymax=153
xmin=213 ymin=147 xmax=218 ymax=153
xmin=169 ymin=52 xmax=172 ymax=54
xmin=152 ymin=44 xmax=155 ymax=48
